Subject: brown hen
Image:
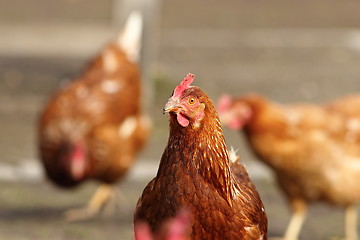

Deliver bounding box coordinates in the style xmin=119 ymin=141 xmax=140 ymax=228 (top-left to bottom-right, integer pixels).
xmin=218 ymin=93 xmax=360 ymax=240
xmin=134 ymin=74 xmax=267 ymax=240
xmin=38 ymin=12 xmax=150 ymax=220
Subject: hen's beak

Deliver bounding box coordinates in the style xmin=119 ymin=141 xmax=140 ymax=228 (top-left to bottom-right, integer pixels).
xmin=163 ymin=98 xmax=180 ymax=114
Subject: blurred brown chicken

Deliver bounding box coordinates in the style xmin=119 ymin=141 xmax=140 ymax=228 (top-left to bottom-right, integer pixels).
xmin=218 ymin=93 xmax=360 ymax=240
xmin=38 ymin=11 xmax=150 ymax=220
xmin=134 ymin=74 xmax=267 ymax=240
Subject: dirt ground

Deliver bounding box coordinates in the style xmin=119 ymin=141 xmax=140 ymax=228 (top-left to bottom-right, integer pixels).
xmin=1 ymin=0 xmax=360 ymax=239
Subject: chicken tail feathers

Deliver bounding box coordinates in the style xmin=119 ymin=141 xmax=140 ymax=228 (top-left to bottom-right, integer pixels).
xmin=117 ymin=10 xmax=143 ymax=62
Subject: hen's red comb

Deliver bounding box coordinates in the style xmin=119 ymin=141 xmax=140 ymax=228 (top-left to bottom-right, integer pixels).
xmin=173 ymin=73 xmax=195 ymax=98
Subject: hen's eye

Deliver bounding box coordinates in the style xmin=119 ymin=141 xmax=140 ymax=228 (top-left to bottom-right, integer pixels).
xmin=188 ymin=97 xmax=196 ymax=105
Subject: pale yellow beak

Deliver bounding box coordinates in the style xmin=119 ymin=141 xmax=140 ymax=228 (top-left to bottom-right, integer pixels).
xmin=163 ymin=98 xmax=180 ymax=114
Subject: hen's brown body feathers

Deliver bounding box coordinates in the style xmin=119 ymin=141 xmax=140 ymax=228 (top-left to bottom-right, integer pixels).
xmin=39 ymin=44 xmax=149 ymax=187
xmin=237 ymin=95 xmax=360 ymax=205
xmin=135 ymin=75 xmax=267 ymax=240
xmin=218 ymin=93 xmax=360 ymax=240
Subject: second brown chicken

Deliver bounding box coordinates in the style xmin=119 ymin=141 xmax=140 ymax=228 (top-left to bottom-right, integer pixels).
xmin=38 ymin=12 xmax=150 ymax=220
xmin=218 ymin=93 xmax=360 ymax=240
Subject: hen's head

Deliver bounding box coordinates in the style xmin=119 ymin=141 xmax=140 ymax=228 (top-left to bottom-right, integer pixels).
xmin=217 ymin=95 xmax=253 ymax=130
xmin=163 ymin=73 xmax=207 ymax=129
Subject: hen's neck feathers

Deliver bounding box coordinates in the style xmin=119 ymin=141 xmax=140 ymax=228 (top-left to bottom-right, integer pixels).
xmin=238 ymin=95 xmax=282 ymax=132
xmin=157 ymin=91 xmax=236 ymax=203
xmin=239 ymin=94 xmax=268 ymax=111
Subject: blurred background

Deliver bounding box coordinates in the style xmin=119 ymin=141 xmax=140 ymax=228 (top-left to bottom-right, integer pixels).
xmin=1 ymin=0 xmax=360 ymax=239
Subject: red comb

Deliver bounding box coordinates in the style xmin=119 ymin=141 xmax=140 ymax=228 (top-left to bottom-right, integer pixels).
xmin=173 ymin=73 xmax=195 ymax=98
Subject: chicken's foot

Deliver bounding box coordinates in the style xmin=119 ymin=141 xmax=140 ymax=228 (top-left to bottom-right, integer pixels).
xmin=64 ymin=183 xmax=114 ymax=221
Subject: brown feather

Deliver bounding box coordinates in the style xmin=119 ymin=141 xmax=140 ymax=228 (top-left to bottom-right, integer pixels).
xmin=135 ymin=81 xmax=267 ymax=240
xmin=218 ymin=93 xmax=360 ymax=238
xmin=38 ymin=41 xmax=150 ymax=187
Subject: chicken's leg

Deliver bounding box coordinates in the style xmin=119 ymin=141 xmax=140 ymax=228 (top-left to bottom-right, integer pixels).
xmin=64 ymin=183 xmax=113 ymax=221
xmin=283 ymin=203 xmax=307 ymax=240
xmin=344 ymin=204 xmax=358 ymax=240
xmin=271 ymin=199 xmax=307 ymax=240
xmin=102 ymin=186 xmax=129 ymax=216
